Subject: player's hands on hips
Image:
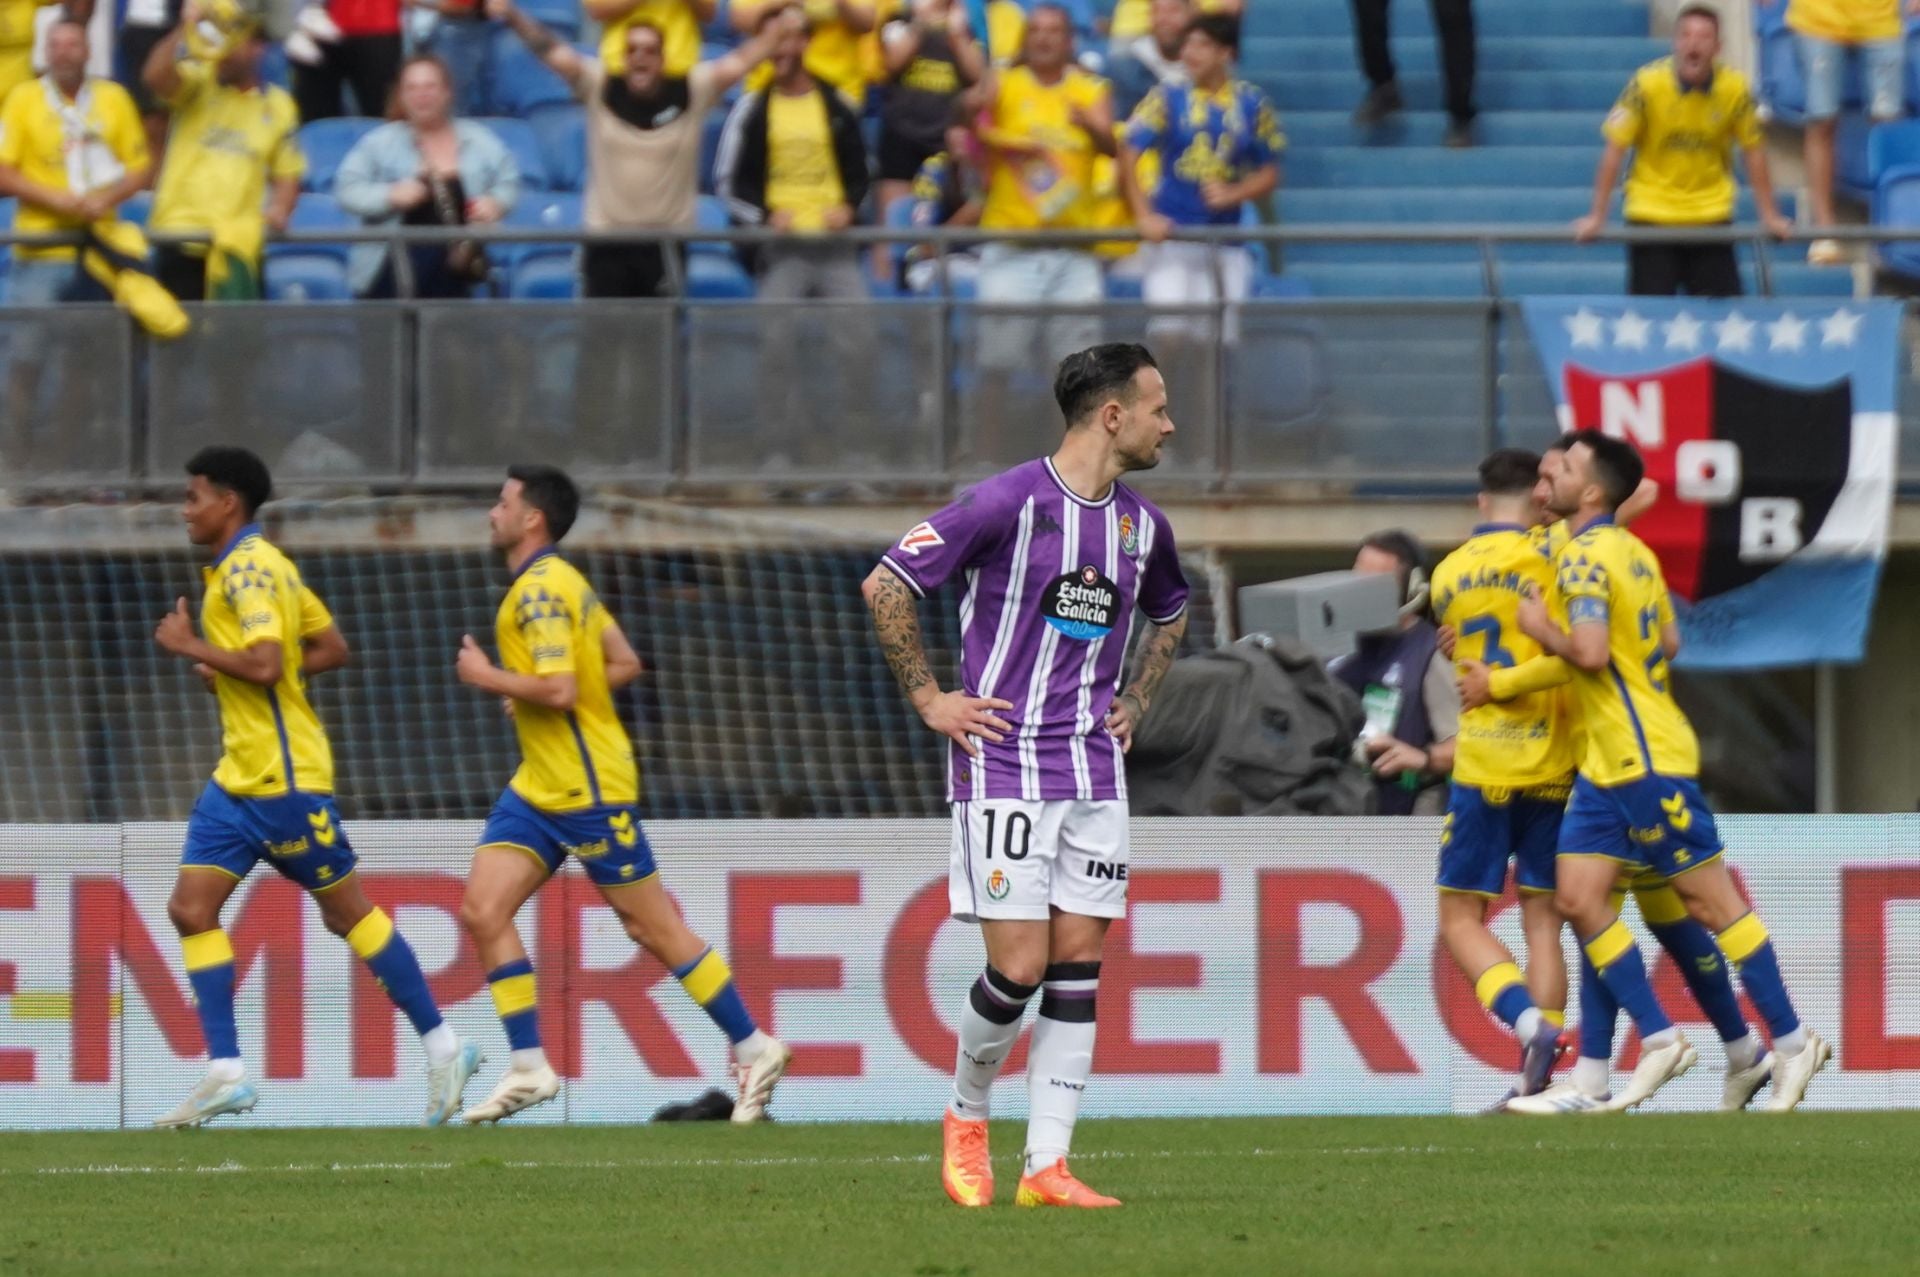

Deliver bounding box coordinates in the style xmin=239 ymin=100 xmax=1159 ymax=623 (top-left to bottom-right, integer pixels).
xmin=1457 ymin=658 xmax=1493 ymax=710
xmin=456 ymin=634 xmax=496 ymax=688
xmin=1105 ymin=691 xmax=1146 ymax=754
xmin=154 ymin=597 xmax=198 ymax=656
xmin=915 ymin=688 xmax=1013 ymax=758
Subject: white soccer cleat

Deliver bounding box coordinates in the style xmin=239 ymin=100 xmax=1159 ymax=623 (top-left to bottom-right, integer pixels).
xmin=459 ymin=1062 xmax=560 ymax=1124
xmin=1505 ymin=1080 xmax=1615 ymax=1116
xmin=730 ymin=1036 xmax=791 ymax=1125
xmin=1765 ymin=1033 xmax=1832 ymax=1112
xmin=1720 ymin=1050 xmax=1775 ymax=1112
xmin=154 ymin=1073 xmax=258 ymax=1129
xmin=424 ymin=1041 xmax=484 ymax=1127
xmin=1611 ymin=1034 xmax=1697 ymax=1111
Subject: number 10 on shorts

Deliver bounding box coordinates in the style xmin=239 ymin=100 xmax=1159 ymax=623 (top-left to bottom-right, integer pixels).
xmin=947 ymin=800 xmax=1132 ymax=924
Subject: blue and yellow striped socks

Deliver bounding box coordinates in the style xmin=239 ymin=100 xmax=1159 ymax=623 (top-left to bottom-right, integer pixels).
xmin=1636 ymin=881 xmax=1756 ymax=1060
xmin=182 ymin=928 xmax=240 ymax=1069
xmin=1582 ymin=918 xmax=1675 ymax=1044
xmin=347 ymin=908 xmax=454 ymax=1062
xmin=1474 ymin=960 xmax=1541 ymax=1039
xmin=488 ymin=958 xmax=545 ymax=1068
xmin=1717 ymin=912 xmax=1805 ymax=1056
xmin=673 ymin=948 xmax=759 ymax=1051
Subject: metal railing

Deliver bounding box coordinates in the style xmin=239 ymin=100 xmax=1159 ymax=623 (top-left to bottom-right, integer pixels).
xmin=1 ymin=223 xmax=1912 ymax=497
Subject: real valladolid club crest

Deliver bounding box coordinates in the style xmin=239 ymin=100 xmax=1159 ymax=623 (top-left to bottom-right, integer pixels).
xmin=1522 ymin=300 xmax=1899 ymax=669
xmin=1119 ymin=513 xmax=1138 ymax=557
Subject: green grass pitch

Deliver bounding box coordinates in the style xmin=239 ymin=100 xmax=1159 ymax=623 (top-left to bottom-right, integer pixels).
xmin=5 ymin=1114 xmax=1916 ymax=1274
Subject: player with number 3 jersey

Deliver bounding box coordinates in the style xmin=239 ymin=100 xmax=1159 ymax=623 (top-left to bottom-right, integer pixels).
xmin=864 ymin=344 xmax=1189 ymax=1210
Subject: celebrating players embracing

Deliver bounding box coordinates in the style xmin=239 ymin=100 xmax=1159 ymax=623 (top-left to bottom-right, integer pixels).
xmin=151 ymin=447 xmax=479 ymax=1128
xmin=1505 ymin=431 xmax=1830 ymax=1114
xmin=863 ymin=343 xmax=1189 ymax=1209
xmin=453 ymin=465 xmax=790 ymax=1123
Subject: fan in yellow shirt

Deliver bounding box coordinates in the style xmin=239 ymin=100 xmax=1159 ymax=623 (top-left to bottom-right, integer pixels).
xmin=0 ymin=18 xmax=151 ymax=288
xmin=140 ymin=6 xmax=303 ymax=301
xmin=734 ymin=0 xmax=877 ymax=107
xmin=0 ymin=0 xmax=66 ymax=105
xmin=1574 ymin=9 xmax=1790 ymax=297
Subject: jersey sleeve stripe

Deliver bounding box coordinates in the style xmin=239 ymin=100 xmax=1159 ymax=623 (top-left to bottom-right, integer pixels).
xmin=1145 ymin=602 xmax=1188 ymax=626
xmin=877 ymin=554 xmax=927 ymax=597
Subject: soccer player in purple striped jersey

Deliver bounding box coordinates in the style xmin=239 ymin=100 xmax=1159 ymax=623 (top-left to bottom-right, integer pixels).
xmin=863 ymin=343 xmax=1189 ymax=1210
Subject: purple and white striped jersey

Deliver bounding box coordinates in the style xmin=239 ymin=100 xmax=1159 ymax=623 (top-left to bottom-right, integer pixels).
xmin=880 ymin=457 xmax=1190 ymax=803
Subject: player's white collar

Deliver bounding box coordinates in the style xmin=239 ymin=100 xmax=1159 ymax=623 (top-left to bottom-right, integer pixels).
xmin=1043 ymin=456 xmax=1116 ymax=509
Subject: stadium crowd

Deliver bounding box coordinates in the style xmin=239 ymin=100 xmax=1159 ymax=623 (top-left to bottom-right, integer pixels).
xmin=0 ymin=0 xmax=1915 ymax=320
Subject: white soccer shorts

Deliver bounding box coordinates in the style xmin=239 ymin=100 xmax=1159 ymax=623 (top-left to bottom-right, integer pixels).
xmin=948 ymin=799 xmax=1130 ymax=923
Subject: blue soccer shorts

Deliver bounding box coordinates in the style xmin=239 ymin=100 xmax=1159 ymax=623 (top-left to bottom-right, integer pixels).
xmin=181 ymin=781 xmax=359 ymax=893
xmin=479 ymin=788 xmax=659 ymax=887
xmin=1437 ymin=782 xmax=1564 ymax=897
xmin=1557 ymin=773 xmax=1724 ymax=880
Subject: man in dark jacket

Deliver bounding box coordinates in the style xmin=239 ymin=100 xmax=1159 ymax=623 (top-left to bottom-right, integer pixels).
xmin=714 ymin=10 xmax=872 ymax=300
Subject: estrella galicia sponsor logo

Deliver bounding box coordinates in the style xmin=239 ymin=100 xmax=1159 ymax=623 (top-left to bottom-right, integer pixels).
xmin=1042 ymin=565 xmax=1120 ymax=640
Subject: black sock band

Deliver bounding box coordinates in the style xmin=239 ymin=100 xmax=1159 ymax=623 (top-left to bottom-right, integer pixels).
xmin=969 ymin=965 xmax=1038 ymax=1026
xmin=1038 ymin=960 xmax=1100 ymax=1023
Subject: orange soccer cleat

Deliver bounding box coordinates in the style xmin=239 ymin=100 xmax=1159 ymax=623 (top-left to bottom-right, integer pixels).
xmin=942 ymin=1111 xmax=993 ymax=1207
xmin=1014 ymin=1157 xmax=1121 ymax=1209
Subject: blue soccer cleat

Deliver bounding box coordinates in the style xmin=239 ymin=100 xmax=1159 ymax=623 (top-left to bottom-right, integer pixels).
xmin=154 ymin=1073 xmax=259 ymax=1129
xmin=424 ymin=1041 xmax=484 ymax=1127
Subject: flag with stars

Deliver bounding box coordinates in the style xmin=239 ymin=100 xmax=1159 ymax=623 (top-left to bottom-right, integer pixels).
xmin=1521 ymin=298 xmax=1900 ymax=669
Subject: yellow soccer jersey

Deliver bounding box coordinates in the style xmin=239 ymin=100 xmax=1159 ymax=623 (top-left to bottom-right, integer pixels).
xmin=495 ymin=548 xmax=639 ymax=812
xmin=979 ymin=65 xmax=1111 ymax=231
xmin=150 ymin=61 xmax=304 ymax=239
xmin=1602 ymin=58 xmax=1760 ymax=225
xmin=0 ymin=76 xmax=150 ymax=262
xmin=200 ymin=525 xmax=336 ymax=796
xmin=1552 ymin=519 xmax=1699 ymax=786
xmin=598 ymin=0 xmax=702 ymax=77
xmin=1788 ymin=0 xmax=1900 ymax=43
xmin=1431 ymin=524 xmax=1576 ymax=790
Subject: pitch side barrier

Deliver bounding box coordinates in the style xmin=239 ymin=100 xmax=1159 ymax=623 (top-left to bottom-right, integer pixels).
xmin=1 ymin=816 xmax=1914 ymax=1128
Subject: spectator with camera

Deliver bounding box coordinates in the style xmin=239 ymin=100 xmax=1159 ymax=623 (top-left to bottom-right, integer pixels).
xmin=334 ymin=54 xmax=520 ymax=298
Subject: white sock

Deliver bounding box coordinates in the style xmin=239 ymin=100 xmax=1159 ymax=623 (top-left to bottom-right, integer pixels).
xmin=1773 ymin=1026 xmax=1807 ymax=1058
xmin=1643 ymin=1027 xmax=1679 ymax=1051
xmin=1572 ymin=1056 xmax=1610 ymax=1098
xmin=950 ymin=967 xmax=1036 ymax=1120
xmin=421 ymin=1023 xmax=458 ymax=1066
xmin=1515 ymin=1007 xmax=1544 ymax=1042
xmin=207 ymin=1057 xmax=245 ymax=1083
xmin=1024 ymin=963 xmax=1098 ymax=1176
xmin=1724 ymin=1032 xmax=1762 ymax=1071
xmin=733 ymin=1028 xmax=773 ymax=1068
xmin=511 ymin=1047 xmax=549 ymax=1072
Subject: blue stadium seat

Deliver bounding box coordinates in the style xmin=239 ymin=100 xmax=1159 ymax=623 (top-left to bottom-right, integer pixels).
xmin=687 ymin=253 xmax=754 ymax=298
xmin=499 ymin=190 xmax=582 ymax=269
xmin=261 ymin=42 xmax=291 ymax=91
xmin=265 ymin=255 xmax=352 ymax=301
xmin=518 ymin=0 xmax=580 ymax=36
xmin=1757 ymin=7 xmax=1807 ymax=124
xmin=693 ymin=194 xmax=732 ymax=257
xmin=700 ymin=109 xmax=728 ymax=194
xmin=508 ymin=250 xmax=580 ymax=299
xmin=119 ymin=191 xmax=152 ymax=227
xmin=475 ymin=116 xmax=551 ymax=190
xmin=1838 ymin=113 xmax=1875 ymax=202
xmin=1105 ymin=266 xmax=1142 ymax=300
xmin=527 ymin=103 xmax=585 ymax=192
xmin=273 ymin=194 xmax=353 ymax=264
xmin=296 ymin=116 xmax=382 ymax=194
xmin=491 ymin=27 xmax=581 ymax=114
xmin=1869 ymin=118 xmax=1920 ymax=188
xmin=1871 ymin=161 xmax=1920 ymax=278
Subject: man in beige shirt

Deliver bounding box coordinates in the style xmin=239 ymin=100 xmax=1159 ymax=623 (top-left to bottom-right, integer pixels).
xmin=489 ymin=0 xmax=793 ymax=297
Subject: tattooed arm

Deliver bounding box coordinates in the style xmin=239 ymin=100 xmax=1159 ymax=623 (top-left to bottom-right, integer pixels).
xmin=1106 ymin=611 xmax=1187 ymax=754
xmin=862 ymin=566 xmax=1013 ymax=759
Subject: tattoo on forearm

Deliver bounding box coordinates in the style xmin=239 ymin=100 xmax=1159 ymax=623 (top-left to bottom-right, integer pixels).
xmin=1121 ymin=614 xmax=1186 ymax=713
xmin=867 ymin=572 xmax=935 ymax=698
